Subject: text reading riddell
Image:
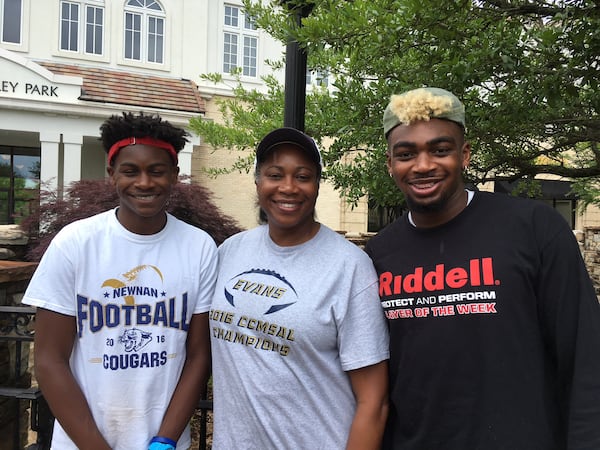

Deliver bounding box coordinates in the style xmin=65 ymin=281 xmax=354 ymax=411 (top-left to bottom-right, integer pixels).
xmin=379 ymin=258 xmax=499 ymax=320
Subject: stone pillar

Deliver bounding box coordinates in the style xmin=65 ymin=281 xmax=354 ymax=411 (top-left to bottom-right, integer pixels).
xmin=39 ymin=132 xmax=61 ymax=195
xmin=178 ymin=141 xmax=194 ymax=180
xmin=62 ymin=133 xmax=83 ymax=190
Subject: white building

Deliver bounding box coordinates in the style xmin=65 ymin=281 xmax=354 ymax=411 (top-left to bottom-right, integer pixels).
xmin=0 ymin=0 xmax=367 ymax=232
xmin=1 ymin=0 xmax=597 ymax=232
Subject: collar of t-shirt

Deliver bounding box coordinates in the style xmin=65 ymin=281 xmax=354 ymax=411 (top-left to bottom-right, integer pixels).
xmin=408 ymin=189 xmax=474 ymax=227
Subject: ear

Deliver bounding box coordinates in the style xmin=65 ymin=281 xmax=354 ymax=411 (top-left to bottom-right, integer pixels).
xmin=254 ymin=168 xmax=260 ymax=188
xmin=385 ymin=151 xmax=392 ymax=174
xmin=172 ymin=165 xmax=180 ymax=183
xmin=461 ymin=142 xmax=471 ymax=168
xmin=107 ymin=165 xmax=116 ymax=185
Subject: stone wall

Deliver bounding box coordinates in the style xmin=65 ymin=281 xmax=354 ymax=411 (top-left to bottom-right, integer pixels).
xmin=0 ymin=226 xmax=37 ymax=449
xmin=0 ymin=260 xmax=39 ymax=450
xmin=581 ymin=227 xmax=600 ymax=301
xmin=0 ymin=225 xmax=28 ymax=261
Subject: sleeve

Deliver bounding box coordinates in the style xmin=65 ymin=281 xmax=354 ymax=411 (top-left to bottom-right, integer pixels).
xmin=191 ymin=234 xmax=218 ymax=314
xmin=22 ymin=232 xmax=78 ymax=316
xmin=337 ymin=253 xmax=390 ymax=371
xmin=536 ymin=210 xmax=600 ymax=449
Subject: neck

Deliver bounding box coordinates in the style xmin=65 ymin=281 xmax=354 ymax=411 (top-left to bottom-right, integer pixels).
xmin=409 ymin=189 xmax=470 ymax=229
xmin=116 ymin=208 xmax=168 ymax=235
xmin=268 ymin=221 xmax=320 ymax=247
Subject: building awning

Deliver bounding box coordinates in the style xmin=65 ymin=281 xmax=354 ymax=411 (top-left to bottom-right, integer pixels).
xmin=38 ymin=62 xmax=206 ymax=114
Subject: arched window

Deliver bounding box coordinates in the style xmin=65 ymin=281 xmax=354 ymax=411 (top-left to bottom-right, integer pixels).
xmin=59 ymin=0 xmax=104 ymax=55
xmin=124 ymin=0 xmax=165 ymax=64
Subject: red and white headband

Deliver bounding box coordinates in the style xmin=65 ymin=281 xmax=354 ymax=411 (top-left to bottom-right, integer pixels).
xmin=108 ymin=136 xmax=178 ymax=165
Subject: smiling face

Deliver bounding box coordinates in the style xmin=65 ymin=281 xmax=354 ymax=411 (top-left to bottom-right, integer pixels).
xmin=256 ymin=144 xmax=320 ymax=246
xmin=386 ymin=118 xmax=470 ymax=228
xmin=107 ymin=144 xmax=179 ymax=235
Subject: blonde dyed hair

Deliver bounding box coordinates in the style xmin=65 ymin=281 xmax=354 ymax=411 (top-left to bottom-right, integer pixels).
xmin=389 ymin=89 xmax=454 ymax=125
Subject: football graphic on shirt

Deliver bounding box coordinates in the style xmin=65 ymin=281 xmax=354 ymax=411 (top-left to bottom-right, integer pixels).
xmin=101 ymin=265 xmax=164 ymax=305
xmin=224 ymin=268 xmax=299 ymax=314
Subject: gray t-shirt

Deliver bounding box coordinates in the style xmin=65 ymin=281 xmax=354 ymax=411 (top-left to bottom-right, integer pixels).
xmin=210 ymin=224 xmax=389 ymax=449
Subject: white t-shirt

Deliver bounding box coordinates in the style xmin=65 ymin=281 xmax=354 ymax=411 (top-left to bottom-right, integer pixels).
xmin=23 ymin=209 xmax=217 ymax=450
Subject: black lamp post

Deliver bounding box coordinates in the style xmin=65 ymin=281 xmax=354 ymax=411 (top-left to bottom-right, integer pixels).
xmin=281 ymin=1 xmax=314 ymax=132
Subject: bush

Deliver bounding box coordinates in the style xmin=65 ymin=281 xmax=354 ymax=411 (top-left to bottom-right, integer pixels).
xmin=19 ymin=177 xmax=243 ymax=261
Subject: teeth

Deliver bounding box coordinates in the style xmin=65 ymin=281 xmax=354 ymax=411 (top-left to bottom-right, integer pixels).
xmin=134 ymin=194 xmax=157 ymax=200
xmin=413 ymin=182 xmax=436 ymax=189
xmin=280 ymin=203 xmax=296 ymax=208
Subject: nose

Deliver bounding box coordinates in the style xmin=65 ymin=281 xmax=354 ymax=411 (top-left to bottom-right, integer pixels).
xmin=278 ymin=175 xmax=298 ymax=194
xmin=135 ymin=171 xmax=153 ymax=188
xmin=413 ymin=152 xmax=435 ymax=173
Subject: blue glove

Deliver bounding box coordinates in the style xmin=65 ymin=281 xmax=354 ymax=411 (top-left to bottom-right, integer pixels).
xmin=148 ymin=435 xmax=176 ymax=450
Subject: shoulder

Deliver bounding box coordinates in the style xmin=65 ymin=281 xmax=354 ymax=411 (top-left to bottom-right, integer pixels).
xmin=218 ymin=226 xmax=261 ymax=253
xmin=474 ymin=191 xmax=566 ymax=224
xmin=471 ymin=192 xmax=574 ymax=250
xmin=365 ymin=214 xmax=408 ymax=254
xmin=167 ymin=214 xmax=217 ymax=242
xmin=317 ymin=226 xmax=373 ymax=264
xmin=318 ymin=225 xmax=353 ymax=247
xmin=166 ymin=215 xmax=218 ymax=259
xmin=51 ymin=210 xmax=114 ymax=244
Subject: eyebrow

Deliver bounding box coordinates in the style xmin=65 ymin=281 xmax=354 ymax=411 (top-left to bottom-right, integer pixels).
xmin=262 ymin=163 xmax=316 ymax=172
xmin=391 ymin=135 xmax=457 ymax=151
xmin=117 ymin=161 xmax=170 ymax=168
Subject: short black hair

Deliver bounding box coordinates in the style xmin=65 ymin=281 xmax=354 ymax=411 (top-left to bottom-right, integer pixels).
xmin=100 ymin=112 xmax=189 ymax=154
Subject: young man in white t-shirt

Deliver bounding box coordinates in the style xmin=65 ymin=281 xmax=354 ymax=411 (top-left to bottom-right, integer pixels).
xmin=23 ymin=112 xmax=217 ymax=450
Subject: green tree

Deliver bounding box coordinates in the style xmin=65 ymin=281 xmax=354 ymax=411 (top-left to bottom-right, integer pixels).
xmin=190 ymin=0 xmax=600 ymax=209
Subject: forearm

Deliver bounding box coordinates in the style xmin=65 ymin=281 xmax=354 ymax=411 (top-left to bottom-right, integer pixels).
xmin=36 ymin=360 xmax=110 ymax=450
xmin=346 ymin=361 xmax=389 ymax=450
xmin=156 ymin=354 xmax=211 ymax=441
xmin=34 ymin=308 xmax=110 ymax=449
xmin=156 ymin=313 xmax=212 ymax=442
xmin=345 ymin=399 xmax=389 ymax=450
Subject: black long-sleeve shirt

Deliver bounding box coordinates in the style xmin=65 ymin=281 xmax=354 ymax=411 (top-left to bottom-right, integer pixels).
xmin=366 ymin=191 xmax=600 ymax=450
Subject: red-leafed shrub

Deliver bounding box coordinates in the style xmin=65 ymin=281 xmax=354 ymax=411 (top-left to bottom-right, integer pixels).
xmin=19 ymin=176 xmax=243 ymax=261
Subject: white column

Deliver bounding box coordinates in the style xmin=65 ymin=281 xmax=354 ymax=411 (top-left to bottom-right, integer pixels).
xmin=178 ymin=141 xmax=194 ymax=181
xmin=62 ymin=133 xmax=83 ymax=189
xmin=39 ymin=132 xmax=61 ymax=194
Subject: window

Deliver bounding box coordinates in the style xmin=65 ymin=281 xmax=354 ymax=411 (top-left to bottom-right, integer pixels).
xmin=124 ymin=0 xmax=165 ymax=64
xmin=60 ymin=2 xmax=78 ymax=51
xmin=306 ymin=69 xmax=329 ymax=87
xmin=85 ymin=3 xmax=104 ymax=54
xmin=59 ymin=1 xmax=104 ymax=55
xmin=495 ymin=179 xmax=577 ymax=228
xmin=1 ymin=0 xmax=22 ymax=44
xmin=223 ymin=5 xmax=258 ymax=77
xmin=0 ymin=146 xmax=40 ymax=225
xmin=542 ymin=199 xmax=576 ymax=228
xmin=368 ymin=200 xmax=404 ymax=232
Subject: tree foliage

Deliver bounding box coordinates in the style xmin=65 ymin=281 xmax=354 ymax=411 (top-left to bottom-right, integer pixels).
xmin=190 ymin=0 xmax=600 ymax=208
xmin=19 ymin=177 xmax=242 ymax=262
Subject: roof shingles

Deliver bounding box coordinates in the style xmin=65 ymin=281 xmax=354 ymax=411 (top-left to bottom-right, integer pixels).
xmin=39 ymin=62 xmax=205 ymax=114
